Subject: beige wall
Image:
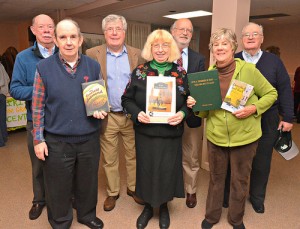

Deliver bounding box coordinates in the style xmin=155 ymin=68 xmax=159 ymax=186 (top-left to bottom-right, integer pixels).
xmin=262 ymin=23 xmax=300 ymax=75
xmin=0 ymin=23 xmax=19 ymax=54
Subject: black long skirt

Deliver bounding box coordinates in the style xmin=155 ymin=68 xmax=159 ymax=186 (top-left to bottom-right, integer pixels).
xmin=135 ymin=132 xmax=184 ymax=208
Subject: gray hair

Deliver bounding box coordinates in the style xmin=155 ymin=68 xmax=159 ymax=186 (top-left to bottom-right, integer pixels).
xmin=242 ymin=22 xmax=264 ymax=35
xmin=209 ymin=28 xmax=238 ymax=52
xmin=102 ymin=14 xmax=127 ymax=31
xmin=170 ymin=18 xmax=194 ymax=32
xmin=55 ymin=18 xmax=82 ymax=38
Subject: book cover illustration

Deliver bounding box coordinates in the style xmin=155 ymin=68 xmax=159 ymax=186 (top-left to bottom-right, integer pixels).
xmin=187 ymin=69 xmax=222 ymax=111
xmin=221 ymin=79 xmax=254 ymax=113
xmin=146 ymin=76 xmax=176 ymax=123
xmin=82 ymin=79 xmax=110 ymax=116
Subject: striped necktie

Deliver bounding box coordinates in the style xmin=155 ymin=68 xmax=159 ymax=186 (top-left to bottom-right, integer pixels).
xmin=177 ymin=52 xmax=183 ymax=67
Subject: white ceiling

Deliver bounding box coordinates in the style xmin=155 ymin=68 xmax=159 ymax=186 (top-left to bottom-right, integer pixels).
xmin=1 ymin=0 xmax=300 ymax=31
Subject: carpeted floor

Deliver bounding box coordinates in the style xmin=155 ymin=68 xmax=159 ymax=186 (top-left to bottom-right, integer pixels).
xmin=0 ymin=122 xmax=299 ymax=229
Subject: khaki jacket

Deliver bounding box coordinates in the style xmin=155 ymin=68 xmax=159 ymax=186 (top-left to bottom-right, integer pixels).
xmin=85 ymin=44 xmax=144 ymax=82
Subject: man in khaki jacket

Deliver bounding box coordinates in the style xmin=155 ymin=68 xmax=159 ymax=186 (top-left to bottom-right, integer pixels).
xmin=86 ymin=14 xmax=144 ymax=211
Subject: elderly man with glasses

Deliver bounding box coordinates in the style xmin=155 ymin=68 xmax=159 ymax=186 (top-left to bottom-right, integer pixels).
xmin=86 ymin=14 xmax=145 ymax=211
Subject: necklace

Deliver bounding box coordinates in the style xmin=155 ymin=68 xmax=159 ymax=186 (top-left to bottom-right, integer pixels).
xmin=150 ymin=60 xmax=171 ymax=76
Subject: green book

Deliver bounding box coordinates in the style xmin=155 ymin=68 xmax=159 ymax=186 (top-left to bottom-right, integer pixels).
xmin=188 ymin=69 xmax=222 ymax=111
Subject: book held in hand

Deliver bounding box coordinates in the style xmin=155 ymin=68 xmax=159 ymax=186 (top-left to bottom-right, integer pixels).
xmin=146 ymin=76 xmax=176 ymax=123
xmin=82 ymin=79 xmax=110 ymax=116
xmin=188 ymin=69 xmax=222 ymax=111
xmin=221 ymin=79 xmax=254 ymax=113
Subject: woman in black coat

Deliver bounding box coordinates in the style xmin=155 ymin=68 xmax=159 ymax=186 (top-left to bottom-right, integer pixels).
xmin=121 ymin=29 xmax=189 ymax=229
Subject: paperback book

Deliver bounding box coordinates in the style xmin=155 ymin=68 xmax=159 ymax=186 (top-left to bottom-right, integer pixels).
xmin=221 ymin=79 xmax=254 ymax=113
xmin=82 ymin=79 xmax=110 ymax=116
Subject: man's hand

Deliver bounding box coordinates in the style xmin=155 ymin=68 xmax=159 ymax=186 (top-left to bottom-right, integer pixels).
xmin=278 ymin=121 xmax=293 ymax=132
xmin=34 ymin=142 xmax=48 ymax=161
xmin=93 ymin=110 xmax=108 ymax=119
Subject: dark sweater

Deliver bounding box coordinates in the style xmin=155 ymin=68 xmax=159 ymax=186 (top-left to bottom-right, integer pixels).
xmin=235 ymin=51 xmax=293 ymax=123
xmin=36 ymin=54 xmax=101 ymax=142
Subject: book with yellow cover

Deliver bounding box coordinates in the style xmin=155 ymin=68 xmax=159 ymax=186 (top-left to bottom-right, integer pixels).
xmin=82 ymin=79 xmax=110 ymax=116
xmin=146 ymin=76 xmax=176 ymax=123
xmin=221 ymin=79 xmax=254 ymax=112
xmin=188 ymin=69 xmax=222 ymax=111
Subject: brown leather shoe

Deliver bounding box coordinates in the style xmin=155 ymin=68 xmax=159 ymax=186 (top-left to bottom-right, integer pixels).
xmin=103 ymin=195 xmax=119 ymax=211
xmin=127 ymin=188 xmax=145 ymax=205
xmin=186 ymin=193 xmax=197 ymax=208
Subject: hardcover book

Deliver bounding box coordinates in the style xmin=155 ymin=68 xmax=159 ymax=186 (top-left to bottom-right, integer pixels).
xmin=188 ymin=69 xmax=222 ymax=111
xmin=221 ymin=79 xmax=254 ymax=113
xmin=82 ymin=79 xmax=110 ymax=116
xmin=146 ymin=76 xmax=176 ymax=123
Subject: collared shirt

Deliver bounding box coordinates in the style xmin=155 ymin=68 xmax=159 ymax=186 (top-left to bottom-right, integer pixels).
xmin=242 ymin=49 xmax=263 ymax=64
xmin=106 ymin=46 xmax=130 ymax=111
xmin=37 ymin=43 xmax=55 ymax=58
xmin=32 ymin=54 xmax=81 ymax=144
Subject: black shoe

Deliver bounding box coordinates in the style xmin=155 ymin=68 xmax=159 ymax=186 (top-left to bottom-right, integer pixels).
xmin=250 ymin=199 xmax=265 ymax=213
xmin=252 ymin=203 xmax=265 ymax=213
xmin=233 ymin=222 xmax=245 ymax=229
xmin=159 ymin=203 xmax=170 ymax=229
xmin=78 ymin=217 xmax=104 ymax=229
xmin=136 ymin=205 xmax=153 ymax=229
xmin=29 ymin=203 xmax=45 ymax=220
xmin=201 ymin=219 xmax=213 ymax=229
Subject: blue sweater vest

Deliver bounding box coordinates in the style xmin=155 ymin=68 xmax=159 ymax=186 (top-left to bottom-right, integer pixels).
xmin=36 ymin=53 xmax=101 ymax=142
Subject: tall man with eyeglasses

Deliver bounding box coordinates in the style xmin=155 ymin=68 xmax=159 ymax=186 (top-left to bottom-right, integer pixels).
xmin=10 ymin=14 xmax=58 ymax=220
xmin=223 ymin=22 xmax=293 ymax=214
xmin=171 ymin=18 xmax=205 ymax=208
xmin=86 ymin=14 xmax=145 ymax=211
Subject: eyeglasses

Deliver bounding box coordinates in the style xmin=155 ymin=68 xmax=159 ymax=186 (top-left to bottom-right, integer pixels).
xmin=37 ymin=25 xmax=54 ymax=31
xmin=174 ymin=28 xmax=193 ymax=34
xmin=242 ymin=32 xmax=262 ymax=38
xmin=152 ymin=43 xmax=170 ymax=50
xmin=105 ymin=27 xmax=124 ymax=33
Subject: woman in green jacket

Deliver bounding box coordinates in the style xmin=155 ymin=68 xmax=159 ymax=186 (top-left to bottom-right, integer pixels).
xmin=187 ymin=28 xmax=277 ymax=229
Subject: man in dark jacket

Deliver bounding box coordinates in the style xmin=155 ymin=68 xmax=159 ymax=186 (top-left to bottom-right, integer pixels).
xmin=10 ymin=14 xmax=58 ymax=220
xmin=171 ymin=18 xmax=206 ymax=208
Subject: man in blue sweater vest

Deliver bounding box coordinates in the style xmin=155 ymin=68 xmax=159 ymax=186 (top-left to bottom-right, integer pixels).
xmin=32 ymin=19 xmax=106 ymax=229
xmin=223 ymin=22 xmax=293 ymax=214
xmin=10 ymin=14 xmax=58 ymax=220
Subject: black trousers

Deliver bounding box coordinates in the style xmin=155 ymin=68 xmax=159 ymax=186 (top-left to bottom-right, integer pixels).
xmin=224 ymin=110 xmax=279 ymax=206
xmin=44 ymin=132 xmax=100 ymax=229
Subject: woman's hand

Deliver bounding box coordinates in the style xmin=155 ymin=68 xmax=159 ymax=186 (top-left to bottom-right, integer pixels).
xmin=137 ymin=111 xmax=150 ymax=124
xmin=168 ymin=111 xmax=184 ymax=126
xmin=187 ymin=96 xmax=196 ymax=108
xmin=233 ymin=105 xmax=256 ymax=119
